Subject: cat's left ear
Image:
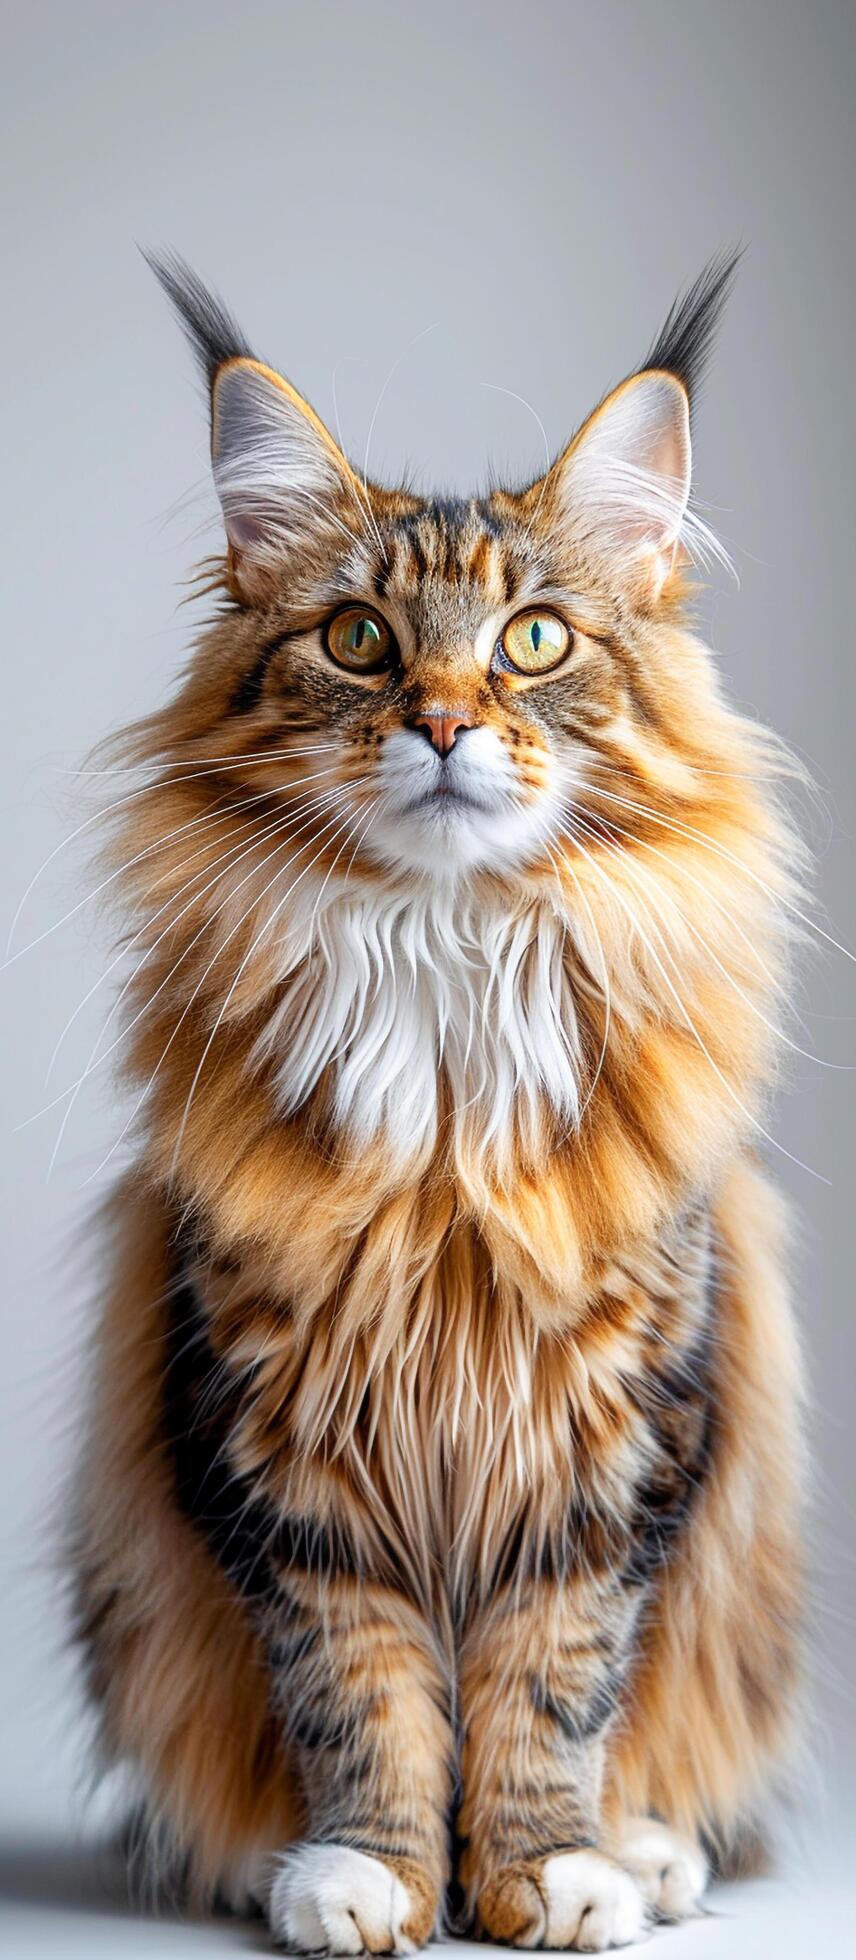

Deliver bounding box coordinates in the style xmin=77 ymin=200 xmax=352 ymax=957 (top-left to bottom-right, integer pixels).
xmin=539 ymin=251 xmax=740 ymax=603
xmin=145 ymin=252 xmax=364 ymax=597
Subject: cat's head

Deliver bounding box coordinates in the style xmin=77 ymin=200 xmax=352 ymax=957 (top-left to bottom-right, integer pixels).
xmin=146 ymin=253 xmax=739 ymax=885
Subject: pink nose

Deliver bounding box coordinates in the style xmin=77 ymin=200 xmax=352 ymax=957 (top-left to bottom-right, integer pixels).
xmin=409 ymin=711 xmax=475 ymax=757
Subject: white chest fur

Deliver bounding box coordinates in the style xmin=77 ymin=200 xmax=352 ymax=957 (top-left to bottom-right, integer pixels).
xmin=253 ymin=880 xmax=584 ymax=1169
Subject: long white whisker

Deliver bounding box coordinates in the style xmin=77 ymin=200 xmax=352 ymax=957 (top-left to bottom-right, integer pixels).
xmin=330 ymin=359 xmax=389 ymax=566
xmin=37 ymin=782 xmax=361 ymax=1161
xmin=79 ymin=791 xmax=367 ymax=1189
xmin=166 ymin=798 xmax=374 ymax=1182
xmin=563 ymin=793 xmax=851 ymax=1072
xmin=566 ymin=757 xmax=821 ymax=1041
xmin=558 ymin=812 xmax=830 ymax=1184
xmin=5 ymin=748 xmax=340 ymax=958
xmin=581 ymin=778 xmax=856 ymax=967
xmin=305 ymin=794 xmax=384 ymax=952
xmin=43 ymin=775 xmax=346 ymax=1088
xmin=64 ymin=743 xmax=340 ymax=776
xmin=544 ymin=840 xmax=612 ymax=1128
xmin=362 ymin=322 xmax=440 ymax=496
xmin=14 ymin=766 xmax=344 ymax=974
xmin=341 ymin=793 xmax=385 ymax=887
xmin=480 ymin=381 xmax=551 ymax=545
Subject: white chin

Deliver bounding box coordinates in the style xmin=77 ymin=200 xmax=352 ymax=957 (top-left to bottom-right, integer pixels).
xmin=365 ymin=797 xmax=552 ymax=877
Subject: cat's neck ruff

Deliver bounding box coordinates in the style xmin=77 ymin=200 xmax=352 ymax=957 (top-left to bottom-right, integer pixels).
xmin=252 ymin=871 xmax=586 ymax=1173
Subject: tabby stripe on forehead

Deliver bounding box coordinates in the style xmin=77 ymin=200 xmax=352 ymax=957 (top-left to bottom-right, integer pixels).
xmin=500 ymin=547 xmax=517 ymax=604
xmin=396 ymin=516 xmax=429 ymax=582
xmin=468 ymin=533 xmax=493 ymax=585
xmin=373 ymin=532 xmax=403 ymax=599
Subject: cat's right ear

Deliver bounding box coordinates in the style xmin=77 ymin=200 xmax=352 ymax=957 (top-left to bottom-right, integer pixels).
xmin=146 ymin=252 xmax=363 ymax=598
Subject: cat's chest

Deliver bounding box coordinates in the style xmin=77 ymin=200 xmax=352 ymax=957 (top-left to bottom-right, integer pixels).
xmin=255 ymin=884 xmax=585 ymax=1165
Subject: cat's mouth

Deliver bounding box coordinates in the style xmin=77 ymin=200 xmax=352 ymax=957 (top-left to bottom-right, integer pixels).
xmin=408 ymin=780 xmax=487 ymax=813
xmin=368 ymin=725 xmax=552 ymax=873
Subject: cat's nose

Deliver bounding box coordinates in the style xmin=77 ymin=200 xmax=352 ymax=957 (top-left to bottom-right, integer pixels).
xmin=408 ymin=711 xmax=476 ymax=757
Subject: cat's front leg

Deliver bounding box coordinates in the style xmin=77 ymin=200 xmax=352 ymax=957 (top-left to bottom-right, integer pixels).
xmin=263 ymin=1565 xmax=452 ymax=1955
xmin=458 ymin=1574 xmax=646 ymax=1952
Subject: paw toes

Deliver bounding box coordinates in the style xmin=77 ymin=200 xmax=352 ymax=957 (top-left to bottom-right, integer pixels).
xmin=543 ymin=1852 xmax=645 ymax=1951
xmin=615 ymin=1818 xmax=707 ymax=1921
xmin=478 ymin=1863 xmax=547 ymax=1947
xmin=479 ymin=1850 xmax=645 ymax=1951
xmin=268 ymin=1844 xmax=422 ymax=1954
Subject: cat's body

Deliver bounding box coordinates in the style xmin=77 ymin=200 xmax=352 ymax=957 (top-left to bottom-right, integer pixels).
xmin=73 ymin=258 xmax=804 ymax=1951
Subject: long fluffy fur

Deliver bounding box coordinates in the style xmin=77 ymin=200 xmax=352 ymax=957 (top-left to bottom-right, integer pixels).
xmin=71 ymin=258 xmax=806 ymax=1948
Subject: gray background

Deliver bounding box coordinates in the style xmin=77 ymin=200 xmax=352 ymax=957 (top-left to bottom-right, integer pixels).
xmin=1 ymin=1 xmax=854 ymax=1952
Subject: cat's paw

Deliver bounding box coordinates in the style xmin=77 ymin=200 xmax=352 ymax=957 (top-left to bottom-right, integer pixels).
xmin=478 ymin=1849 xmax=646 ymax=1951
xmin=268 ymin=1843 xmax=434 ymax=1954
xmin=615 ymin=1817 xmax=707 ymax=1920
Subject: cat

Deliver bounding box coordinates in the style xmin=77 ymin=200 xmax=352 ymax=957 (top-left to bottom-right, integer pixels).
xmin=72 ymin=251 xmax=804 ymax=1952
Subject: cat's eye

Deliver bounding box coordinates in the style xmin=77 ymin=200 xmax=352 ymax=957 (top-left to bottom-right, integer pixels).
xmin=499 ymin=609 xmax=571 ymax=675
xmin=325 ymin=607 xmax=394 ymax=674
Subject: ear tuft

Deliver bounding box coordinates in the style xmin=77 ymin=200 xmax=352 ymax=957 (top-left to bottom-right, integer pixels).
xmin=539 ymin=254 xmax=741 ymax=601
xmin=641 ymin=246 xmax=743 ymax=406
xmin=143 ymin=249 xmax=254 ymax=390
xmin=146 ymin=252 xmax=364 ymax=592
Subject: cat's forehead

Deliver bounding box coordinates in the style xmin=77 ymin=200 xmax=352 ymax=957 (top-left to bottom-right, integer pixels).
xmin=366 ymin=494 xmax=540 ymax=641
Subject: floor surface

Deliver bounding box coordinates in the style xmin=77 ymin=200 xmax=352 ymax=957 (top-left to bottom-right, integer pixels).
xmin=1 ymin=1828 xmax=853 ymax=1959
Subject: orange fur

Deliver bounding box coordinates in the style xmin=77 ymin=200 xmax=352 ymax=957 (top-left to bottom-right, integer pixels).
xmin=72 ymin=258 xmax=806 ymax=1947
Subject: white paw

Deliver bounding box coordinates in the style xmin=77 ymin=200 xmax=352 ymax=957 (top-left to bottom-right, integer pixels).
xmin=268 ymin=1843 xmax=416 ymax=1954
xmin=615 ymin=1817 xmax=708 ymax=1919
xmin=540 ymin=1849 xmax=646 ymax=1951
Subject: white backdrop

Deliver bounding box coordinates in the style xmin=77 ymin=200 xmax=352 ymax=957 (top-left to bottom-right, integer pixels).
xmin=1 ymin=0 xmax=853 ymax=1925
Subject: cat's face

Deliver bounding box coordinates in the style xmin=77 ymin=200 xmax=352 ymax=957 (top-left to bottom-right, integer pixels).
xmin=146 ymin=256 xmax=736 ymax=898
xmin=222 ymin=496 xmax=713 ymax=889
xmin=218 ymin=492 xmax=620 ymax=881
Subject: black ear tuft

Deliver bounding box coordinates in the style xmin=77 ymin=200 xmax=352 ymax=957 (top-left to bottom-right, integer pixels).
xmin=642 ymin=247 xmax=743 ymax=402
xmin=143 ymin=250 xmax=254 ymax=391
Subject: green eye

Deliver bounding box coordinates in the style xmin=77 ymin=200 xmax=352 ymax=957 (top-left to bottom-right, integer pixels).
xmin=500 ymin=609 xmax=570 ymax=675
xmin=326 ymin=607 xmax=393 ymax=673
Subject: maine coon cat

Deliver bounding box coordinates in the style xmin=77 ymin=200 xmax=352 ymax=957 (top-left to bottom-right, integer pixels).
xmin=72 ymin=253 xmax=804 ymax=1952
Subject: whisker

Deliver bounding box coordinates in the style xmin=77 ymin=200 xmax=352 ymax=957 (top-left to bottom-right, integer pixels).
xmin=543 ymin=840 xmax=612 ymax=1128
xmin=561 ymin=793 xmax=851 ymax=1072
xmin=557 ymin=811 xmax=830 ymax=1184
xmin=580 ymin=778 xmax=856 ymax=966
xmin=36 ymin=781 xmax=361 ymax=1159
xmin=581 ymin=752 xmax=785 ymax=784
xmin=5 ymin=749 xmax=341 ymax=958
xmin=295 ymin=796 xmax=389 ymax=1095
xmin=342 ymin=795 xmax=385 ymax=884
xmin=44 ymin=785 xmax=346 ymax=1090
xmin=330 ymin=360 xmax=389 ymax=567
xmin=11 ymin=766 xmax=345 ymax=973
xmin=362 ymin=322 xmax=439 ymax=499
xmin=62 ymin=743 xmax=340 ymax=775
xmin=305 ymin=794 xmax=384 ymax=952
xmin=77 ymin=790 xmax=366 ymax=1188
xmin=166 ymin=798 xmax=376 ymax=1182
xmin=480 ymin=381 xmax=551 ymax=545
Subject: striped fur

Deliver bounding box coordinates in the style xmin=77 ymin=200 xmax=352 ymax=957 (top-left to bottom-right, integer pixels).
xmin=72 ymin=257 xmax=805 ymax=1951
